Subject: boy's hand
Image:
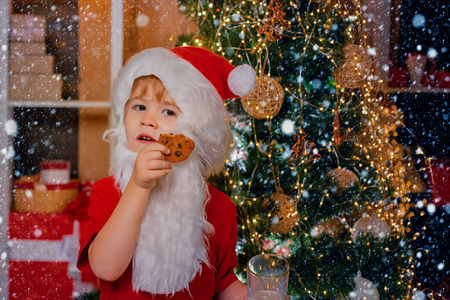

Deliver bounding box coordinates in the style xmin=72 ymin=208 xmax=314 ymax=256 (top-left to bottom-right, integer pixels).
xmin=131 ymin=143 xmax=172 ymax=190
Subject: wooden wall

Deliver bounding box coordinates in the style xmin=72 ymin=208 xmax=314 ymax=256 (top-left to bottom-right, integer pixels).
xmin=123 ymin=0 xmax=196 ymax=62
xmin=78 ymin=0 xmax=111 ymax=180
xmin=78 ymin=0 xmax=196 ymax=180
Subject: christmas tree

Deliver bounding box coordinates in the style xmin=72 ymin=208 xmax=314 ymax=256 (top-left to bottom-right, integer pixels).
xmin=177 ymin=0 xmax=423 ymax=298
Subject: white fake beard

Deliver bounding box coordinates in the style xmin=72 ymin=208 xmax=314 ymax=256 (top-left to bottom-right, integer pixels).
xmin=111 ymin=144 xmax=213 ymax=295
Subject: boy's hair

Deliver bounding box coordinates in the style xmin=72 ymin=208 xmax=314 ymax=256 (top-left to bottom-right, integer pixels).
xmin=124 ymin=75 xmax=166 ymax=117
xmin=131 ymin=75 xmax=166 ymax=100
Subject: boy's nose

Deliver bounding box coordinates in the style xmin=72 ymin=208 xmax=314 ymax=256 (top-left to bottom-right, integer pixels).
xmin=141 ymin=120 xmax=156 ymax=127
xmin=140 ymin=113 xmax=157 ymax=128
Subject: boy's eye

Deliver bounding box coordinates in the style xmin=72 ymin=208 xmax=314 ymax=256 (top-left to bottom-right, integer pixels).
xmin=164 ymin=109 xmax=177 ymax=116
xmin=134 ymin=104 xmax=146 ymax=111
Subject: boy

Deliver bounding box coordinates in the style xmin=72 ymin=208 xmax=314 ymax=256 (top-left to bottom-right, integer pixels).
xmin=77 ymin=46 xmax=256 ymax=299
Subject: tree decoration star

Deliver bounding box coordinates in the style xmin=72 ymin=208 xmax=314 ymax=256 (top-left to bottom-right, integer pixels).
xmin=289 ymin=129 xmax=321 ymax=163
xmin=257 ymin=0 xmax=291 ymax=42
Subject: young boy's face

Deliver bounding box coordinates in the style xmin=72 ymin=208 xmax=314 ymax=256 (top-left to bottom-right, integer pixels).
xmin=124 ymin=83 xmax=181 ymax=153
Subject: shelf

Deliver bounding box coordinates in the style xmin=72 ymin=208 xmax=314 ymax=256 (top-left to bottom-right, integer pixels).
xmin=9 ymin=100 xmax=111 ymax=108
xmin=389 ymin=87 xmax=450 ymax=94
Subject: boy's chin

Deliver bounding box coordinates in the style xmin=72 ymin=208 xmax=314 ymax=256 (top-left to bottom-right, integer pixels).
xmin=125 ymin=142 xmax=145 ymax=154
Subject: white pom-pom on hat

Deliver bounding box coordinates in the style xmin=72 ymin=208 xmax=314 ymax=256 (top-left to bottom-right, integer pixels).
xmin=228 ymin=64 xmax=257 ymax=97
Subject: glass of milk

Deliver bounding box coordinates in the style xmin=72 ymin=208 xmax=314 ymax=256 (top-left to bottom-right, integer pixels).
xmin=247 ymin=253 xmax=290 ymax=300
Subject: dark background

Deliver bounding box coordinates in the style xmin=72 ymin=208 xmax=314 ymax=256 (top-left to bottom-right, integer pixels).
xmin=394 ymin=0 xmax=449 ymax=294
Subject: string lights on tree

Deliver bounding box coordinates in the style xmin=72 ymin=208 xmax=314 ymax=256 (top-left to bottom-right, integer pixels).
xmin=177 ymin=0 xmax=432 ymax=298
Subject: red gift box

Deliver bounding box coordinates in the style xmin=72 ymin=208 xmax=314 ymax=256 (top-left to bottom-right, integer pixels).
xmin=9 ymin=261 xmax=74 ymax=299
xmin=389 ymin=60 xmax=408 ymax=87
xmin=8 ymin=181 xmax=97 ymax=299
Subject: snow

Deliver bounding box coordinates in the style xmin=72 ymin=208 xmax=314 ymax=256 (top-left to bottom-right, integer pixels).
xmin=413 ymin=290 xmax=426 ymax=300
xmin=4 ymin=119 xmax=18 ymax=136
xmin=0 ymin=0 xmax=447 ymax=297
xmin=310 ymin=79 xmax=322 ymax=89
xmin=412 ymin=14 xmax=426 ymax=28
xmin=136 ymin=14 xmax=150 ymax=27
xmin=33 ymin=229 xmax=43 ymax=238
xmin=302 ymin=190 xmax=309 ymax=198
xmin=25 ymin=190 xmax=33 ymax=199
xmin=426 ymin=203 xmax=436 ymax=215
xmin=281 ymin=119 xmax=295 ymax=136
xmin=427 ymin=48 xmax=438 ymax=58
xmin=1 ymin=146 xmax=14 ymax=160
xmin=367 ymin=48 xmax=377 ymax=56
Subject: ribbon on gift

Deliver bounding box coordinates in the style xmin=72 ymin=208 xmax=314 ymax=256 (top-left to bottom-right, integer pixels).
xmin=64 ymin=180 xmax=95 ymax=218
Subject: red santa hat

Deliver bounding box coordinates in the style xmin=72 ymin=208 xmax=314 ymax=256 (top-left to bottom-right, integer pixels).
xmin=112 ymin=46 xmax=256 ymax=121
xmin=171 ymin=46 xmax=256 ymax=100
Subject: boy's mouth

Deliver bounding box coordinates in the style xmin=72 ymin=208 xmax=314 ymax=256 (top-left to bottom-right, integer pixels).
xmin=137 ymin=134 xmax=156 ymax=142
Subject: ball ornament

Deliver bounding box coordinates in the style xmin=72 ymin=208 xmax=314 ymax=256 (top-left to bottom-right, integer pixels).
xmin=267 ymin=191 xmax=298 ymax=235
xmin=241 ymin=76 xmax=284 ymax=119
xmin=336 ymin=44 xmax=372 ymax=88
xmin=327 ymin=168 xmax=359 ymax=194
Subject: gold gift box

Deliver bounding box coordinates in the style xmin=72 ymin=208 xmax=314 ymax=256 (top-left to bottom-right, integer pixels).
xmin=13 ymin=178 xmax=80 ymax=214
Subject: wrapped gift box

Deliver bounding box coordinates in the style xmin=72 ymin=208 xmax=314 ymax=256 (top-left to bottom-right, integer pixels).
xmin=10 ymin=42 xmax=47 ymax=55
xmin=10 ymin=14 xmax=46 ymax=29
xmin=40 ymin=160 xmax=71 ymax=184
xmin=9 ymin=260 xmax=75 ymax=299
xmin=8 ymin=181 xmax=98 ymax=299
xmin=8 ymin=212 xmax=76 ymax=300
xmin=9 ymin=14 xmax=46 ymax=43
xmin=13 ymin=180 xmax=80 ymax=213
xmin=10 ymin=27 xmax=46 ymax=43
xmin=9 ymin=74 xmax=62 ymax=101
xmin=9 ymin=54 xmax=55 ymax=74
xmin=425 ymin=159 xmax=450 ymax=206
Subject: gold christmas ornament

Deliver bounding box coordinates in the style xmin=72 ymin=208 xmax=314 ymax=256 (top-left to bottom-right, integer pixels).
xmin=312 ymin=217 xmax=345 ymax=238
xmin=267 ymin=191 xmax=299 ymax=235
xmin=352 ymin=216 xmax=390 ymax=241
xmin=327 ymin=168 xmax=359 ymax=194
xmin=241 ymin=76 xmax=284 ymax=119
xmin=335 ymin=44 xmax=372 ymax=88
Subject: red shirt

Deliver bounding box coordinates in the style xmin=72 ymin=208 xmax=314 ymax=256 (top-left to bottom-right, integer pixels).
xmin=77 ymin=176 xmax=239 ymax=299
